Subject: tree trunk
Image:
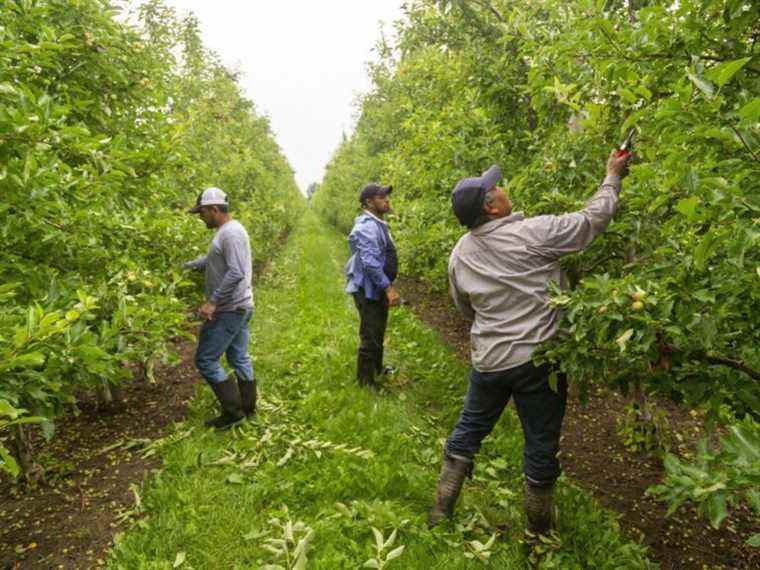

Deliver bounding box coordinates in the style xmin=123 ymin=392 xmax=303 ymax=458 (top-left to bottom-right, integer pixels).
xmin=98 ymin=378 xmax=125 ymax=409
xmin=13 ymin=424 xmax=44 ymax=486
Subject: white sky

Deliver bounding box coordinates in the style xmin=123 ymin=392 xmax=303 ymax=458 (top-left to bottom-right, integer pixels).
xmin=156 ymin=1 xmax=405 ymax=192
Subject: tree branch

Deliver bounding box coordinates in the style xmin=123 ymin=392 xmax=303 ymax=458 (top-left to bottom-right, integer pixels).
xmin=597 ymin=25 xmax=627 ymax=58
xmin=470 ymin=0 xmax=506 ymax=23
xmin=729 ymin=125 xmax=760 ymax=163
xmin=696 ymin=351 xmax=760 ymax=381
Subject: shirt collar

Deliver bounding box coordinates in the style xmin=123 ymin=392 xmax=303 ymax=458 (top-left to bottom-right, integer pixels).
xmin=470 ymin=212 xmax=525 ymax=235
xmin=363 ymin=210 xmax=388 ymax=225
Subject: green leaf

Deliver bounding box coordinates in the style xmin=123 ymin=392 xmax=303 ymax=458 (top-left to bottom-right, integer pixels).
xmin=0 ymin=446 xmax=20 ymax=478
xmin=0 ymin=83 xmax=17 ymax=96
xmin=65 ymin=310 xmax=81 ymax=322
xmin=706 ymin=493 xmax=728 ymax=529
xmin=0 ymin=399 xmax=21 ymax=419
xmin=243 ymin=529 xmax=267 ymax=541
xmin=746 ymin=489 xmax=760 ymax=515
xmin=548 ymin=371 xmax=558 ymax=392
xmin=363 ymin=559 xmax=380 ymax=568
xmin=372 ymin=527 xmax=384 ymax=551
xmin=471 ymin=540 xmax=486 ymax=552
xmin=9 ymin=352 xmax=46 ymax=370
xmin=41 ymin=420 xmax=55 ymax=441
xmin=383 ymin=528 xmax=397 ymax=549
xmin=226 ymin=473 xmax=243 ymax=484
xmin=293 ymin=553 xmax=308 ymax=570
xmin=635 ymin=85 xmax=652 ymax=100
xmin=705 ymin=57 xmax=751 ymax=88
xmin=616 ymin=328 xmax=634 ymax=352
xmin=173 ymin=551 xmax=186 ymax=567
xmin=738 ymin=98 xmax=760 ymax=123
xmin=747 ymin=533 xmax=760 ymax=548
xmin=12 ymin=416 xmax=47 ymax=426
xmin=618 ymin=88 xmax=637 ymax=104
xmin=276 ymin=447 xmax=294 ymax=467
xmin=686 ymin=69 xmax=715 ymax=98
xmin=675 ymin=197 xmax=700 ymax=221
xmin=693 ymin=228 xmax=718 ymax=271
xmin=386 ymin=545 xmax=405 ymax=561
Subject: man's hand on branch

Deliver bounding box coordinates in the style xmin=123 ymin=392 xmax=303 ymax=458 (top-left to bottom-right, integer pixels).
xmin=606 ymin=149 xmax=631 ymax=179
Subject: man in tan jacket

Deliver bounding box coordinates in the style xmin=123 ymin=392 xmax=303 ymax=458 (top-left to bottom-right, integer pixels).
xmin=429 ymin=150 xmax=630 ymax=535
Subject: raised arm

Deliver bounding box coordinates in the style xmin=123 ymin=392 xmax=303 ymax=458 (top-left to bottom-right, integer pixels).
xmin=530 ymin=151 xmax=629 ymax=259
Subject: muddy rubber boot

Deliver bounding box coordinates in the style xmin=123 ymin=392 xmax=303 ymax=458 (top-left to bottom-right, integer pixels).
xmin=524 ymin=482 xmax=554 ymax=536
xmin=428 ymin=453 xmax=473 ymax=527
xmin=204 ymin=378 xmax=244 ymax=430
xmin=237 ymin=376 xmax=257 ymax=417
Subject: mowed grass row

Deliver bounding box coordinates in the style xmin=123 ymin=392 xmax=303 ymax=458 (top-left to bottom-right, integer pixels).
xmin=108 ymin=211 xmax=655 ymax=569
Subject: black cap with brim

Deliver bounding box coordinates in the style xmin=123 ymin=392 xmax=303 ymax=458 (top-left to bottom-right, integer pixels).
xmin=451 ymin=165 xmax=502 ymax=228
xmin=359 ymin=183 xmax=393 ymax=204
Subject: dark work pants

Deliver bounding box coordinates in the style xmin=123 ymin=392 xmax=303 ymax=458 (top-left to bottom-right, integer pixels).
xmin=352 ymin=291 xmax=389 ymax=384
xmin=445 ymin=361 xmax=568 ymax=487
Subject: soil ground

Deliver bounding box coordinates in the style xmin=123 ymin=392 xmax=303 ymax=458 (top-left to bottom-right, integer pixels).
xmin=0 ymin=341 xmax=199 ymax=569
xmin=396 ymin=277 xmax=758 ymax=570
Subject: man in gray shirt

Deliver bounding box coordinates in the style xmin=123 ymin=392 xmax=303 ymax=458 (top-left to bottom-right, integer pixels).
xmin=429 ymin=150 xmax=630 ymax=536
xmin=184 ymin=187 xmax=255 ymax=430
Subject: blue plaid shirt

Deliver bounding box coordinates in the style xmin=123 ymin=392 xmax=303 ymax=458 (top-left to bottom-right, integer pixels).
xmin=344 ymin=212 xmax=395 ymax=300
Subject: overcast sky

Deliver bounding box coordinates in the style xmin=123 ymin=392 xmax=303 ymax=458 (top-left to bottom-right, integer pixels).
xmin=153 ymin=1 xmax=405 ymax=192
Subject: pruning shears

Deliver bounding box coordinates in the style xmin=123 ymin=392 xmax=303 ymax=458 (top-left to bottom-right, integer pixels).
xmin=616 ymin=128 xmax=636 ymax=159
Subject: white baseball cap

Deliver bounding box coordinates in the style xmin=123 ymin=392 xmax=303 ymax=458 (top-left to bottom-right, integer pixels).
xmin=188 ymin=187 xmax=228 ymax=213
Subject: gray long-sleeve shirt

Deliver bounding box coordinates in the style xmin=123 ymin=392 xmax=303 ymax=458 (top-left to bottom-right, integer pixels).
xmin=448 ymin=175 xmax=621 ymax=372
xmin=185 ymin=220 xmax=253 ymax=312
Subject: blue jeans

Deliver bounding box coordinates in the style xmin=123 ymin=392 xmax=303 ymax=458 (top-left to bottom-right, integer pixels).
xmin=194 ymin=308 xmax=254 ymax=385
xmin=445 ymin=361 xmax=567 ymax=487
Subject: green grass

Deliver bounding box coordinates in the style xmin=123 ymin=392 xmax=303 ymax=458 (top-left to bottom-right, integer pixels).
xmin=108 ymin=211 xmax=656 ymax=569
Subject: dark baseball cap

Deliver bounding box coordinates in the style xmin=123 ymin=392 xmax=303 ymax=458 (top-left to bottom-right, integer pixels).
xmin=359 ymin=183 xmax=392 ymax=204
xmin=451 ymin=165 xmax=502 ymax=228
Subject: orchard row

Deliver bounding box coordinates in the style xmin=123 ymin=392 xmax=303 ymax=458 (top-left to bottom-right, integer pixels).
xmin=0 ymin=0 xmax=301 ymax=478
xmin=312 ymin=0 xmax=759 ymax=533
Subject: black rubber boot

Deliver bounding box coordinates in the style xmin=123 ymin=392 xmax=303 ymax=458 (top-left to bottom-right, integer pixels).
xmin=428 ymin=453 xmax=473 ymax=527
xmin=204 ymin=378 xmax=244 ymax=430
xmin=357 ymin=354 xmax=379 ymax=390
xmin=237 ymin=376 xmax=257 ymax=417
xmin=524 ymin=482 xmax=555 ymax=536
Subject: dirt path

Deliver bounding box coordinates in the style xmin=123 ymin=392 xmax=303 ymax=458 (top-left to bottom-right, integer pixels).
xmin=397 ymin=277 xmax=758 ymax=570
xmin=0 ymin=342 xmax=199 ymax=569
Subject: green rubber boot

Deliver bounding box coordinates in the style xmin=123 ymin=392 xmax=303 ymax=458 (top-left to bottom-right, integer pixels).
xmin=428 ymin=453 xmax=473 ymax=527
xmin=524 ymin=482 xmax=555 ymax=536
